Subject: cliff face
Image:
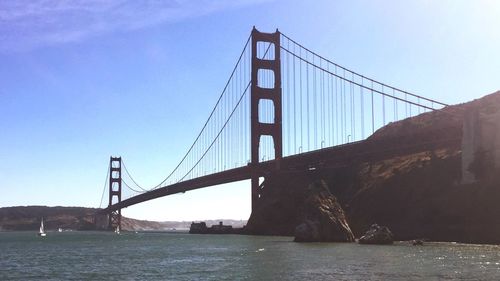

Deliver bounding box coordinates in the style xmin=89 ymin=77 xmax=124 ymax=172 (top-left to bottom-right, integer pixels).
xmin=293 ymin=180 xmax=355 ymax=242
xmin=343 ymin=149 xmax=500 ymax=243
xmin=246 ymin=91 xmax=500 ymax=244
xmin=245 ymin=173 xmax=313 ymax=236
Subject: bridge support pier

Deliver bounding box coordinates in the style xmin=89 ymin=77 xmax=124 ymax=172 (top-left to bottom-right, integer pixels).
xmin=108 ymin=156 xmax=122 ymax=231
xmin=250 ymin=27 xmax=282 ymax=210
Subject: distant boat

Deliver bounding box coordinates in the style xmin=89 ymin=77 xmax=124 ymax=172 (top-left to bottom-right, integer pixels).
xmin=38 ymin=218 xmax=46 ymax=237
xmin=58 ymin=228 xmax=62 ymax=232
xmin=115 ymin=226 xmax=120 ymax=235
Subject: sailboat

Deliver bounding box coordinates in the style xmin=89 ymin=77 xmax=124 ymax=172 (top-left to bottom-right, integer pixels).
xmin=115 ymin=225 xmax=120 ymax=235
xmin=38 ymin=218 xmax=47 ymax=237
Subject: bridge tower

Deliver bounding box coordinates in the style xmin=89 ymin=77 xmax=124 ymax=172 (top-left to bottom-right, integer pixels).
xmin=250 ymin=27 xmax=282 ymax=209
xmin=108 ymin=156 xmax=122 ymax=230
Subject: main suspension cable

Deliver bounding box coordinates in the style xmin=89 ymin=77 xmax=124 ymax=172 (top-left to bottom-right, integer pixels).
xmin=280 ymin=32 xmax=447 ymax=107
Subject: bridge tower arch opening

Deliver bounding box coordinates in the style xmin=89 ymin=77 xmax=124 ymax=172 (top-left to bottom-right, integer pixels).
xmin=108 ymin=156 xmax=122 ymax=231
xmin=251 ymin=27 xmax=282 ymax=209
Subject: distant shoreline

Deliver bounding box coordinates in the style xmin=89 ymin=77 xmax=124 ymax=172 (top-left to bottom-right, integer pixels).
xmin=0 ymin=206 xmax=247 ymax=232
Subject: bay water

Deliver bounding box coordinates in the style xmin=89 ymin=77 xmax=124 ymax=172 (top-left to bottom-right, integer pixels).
xmin=1 ymin=231 xmax=499 ymax=280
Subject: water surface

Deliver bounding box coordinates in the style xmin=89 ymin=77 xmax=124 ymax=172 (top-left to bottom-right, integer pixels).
xmin=1 ymin=231 xmax=499 ymax=280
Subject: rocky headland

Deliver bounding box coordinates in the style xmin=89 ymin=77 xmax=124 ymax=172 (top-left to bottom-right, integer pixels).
xmin=245 ymin=91 xmax=500 ymax=244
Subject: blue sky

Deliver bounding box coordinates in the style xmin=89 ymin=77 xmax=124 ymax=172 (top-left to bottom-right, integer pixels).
xmin=1 ymin=0 xmax=499 ymax=221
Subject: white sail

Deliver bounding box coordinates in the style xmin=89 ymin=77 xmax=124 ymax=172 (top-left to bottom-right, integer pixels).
xmin=38 ymin=218 xmax=46 ymax=236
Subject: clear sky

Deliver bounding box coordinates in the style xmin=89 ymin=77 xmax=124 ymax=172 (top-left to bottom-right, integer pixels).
xmin=1 ymin=0 xmax=499 ymax=221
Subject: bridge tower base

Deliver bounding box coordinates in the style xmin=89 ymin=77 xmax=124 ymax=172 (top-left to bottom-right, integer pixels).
xmin=250 ymin=27 xmax=282 ymax=210
xmin=108 ymin=156 xmax=122 ymax=231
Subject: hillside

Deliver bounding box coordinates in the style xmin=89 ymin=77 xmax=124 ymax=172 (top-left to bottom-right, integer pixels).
xmin=0 ymin=206 xmax=99 ymax=231
xmin=0 ymin=206 xmax=246 ymax=231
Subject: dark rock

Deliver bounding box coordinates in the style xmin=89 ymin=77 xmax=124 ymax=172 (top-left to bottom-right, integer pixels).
xmin=358 ymin=223 xmax=394 ymax=244
xmin=245 ymin=173 xmax=320 ymax=236
xmin=294 ymin=220 xmax=321 ymax=242
xmin=294 ymin=180 xmax=355 ymax=242
xmin=245 ymin=172 xmax=355 ymax=242
xmin=411 ymin=239 xmax=424 ymax=246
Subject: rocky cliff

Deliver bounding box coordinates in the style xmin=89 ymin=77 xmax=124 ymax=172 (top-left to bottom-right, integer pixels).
xmin=246 ymin=91 xmax=500 ymax=244
xmin=245 ymin=174 xmax=354 ymax=242
xmin=293 ymin=180 xmax=355 ymax=242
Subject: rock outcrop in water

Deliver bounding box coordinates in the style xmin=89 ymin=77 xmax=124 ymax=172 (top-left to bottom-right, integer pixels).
xmin=293 ymin=181 xmax=354 ymax=242
xmin=358 ymin=224 xmax=394 ymax=244
xmin=245 ymin=173 xmax=355 ymax=242
xmin=246 ymin=91 xmax=500 ymax=244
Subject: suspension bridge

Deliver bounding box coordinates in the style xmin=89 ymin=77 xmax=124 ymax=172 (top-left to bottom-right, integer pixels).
xmin=97 ymin=27 xmax=448 ymax=230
